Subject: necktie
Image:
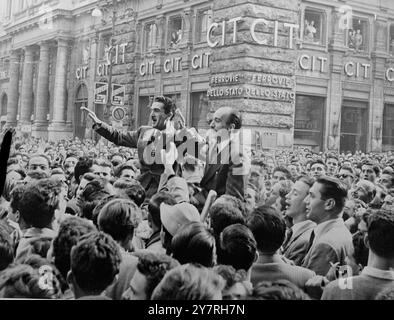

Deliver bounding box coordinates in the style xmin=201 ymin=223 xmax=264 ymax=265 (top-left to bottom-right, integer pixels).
xmin=306 ymin=230 xmax=315 ymax=253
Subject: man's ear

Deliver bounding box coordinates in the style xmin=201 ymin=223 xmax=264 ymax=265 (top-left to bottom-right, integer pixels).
xmin=229 ymin=123 xmax=236 ymax=130
xmin=254 ymin=251 xmax=259 ymax=263
xmin=66 ymin=270 xmax=73 ymax=287
xmin=324 ymin=198 xmax=336 ymax=211
xmin=364 ymin=234 xmax=370 ymax=249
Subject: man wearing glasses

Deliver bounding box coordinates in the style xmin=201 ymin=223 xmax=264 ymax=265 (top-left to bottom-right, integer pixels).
xmin=337 ymin=165 xmax=356 ymax=192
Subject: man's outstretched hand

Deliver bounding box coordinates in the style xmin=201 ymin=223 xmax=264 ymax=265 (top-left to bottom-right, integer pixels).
xmin=81 ymin=107 xmax=102 ymax=125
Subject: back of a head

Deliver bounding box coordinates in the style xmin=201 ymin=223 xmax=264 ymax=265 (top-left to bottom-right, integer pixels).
xmin=367 ymin=209 xmax=394 ymax=259
xmin=0 ymin=264 xmax=61 ymax=299
xmin=209 ymin=201 xmax=245 ymax=237
xmin=53 ymin=216 xmax=97 ymax=280
xmin=0 ymin=225 xmax=13 ymax=271
xmin=113 ymin=179 xmax=146 ymax=206
xmin=19 ymin=179 xmax=63 ymax=228
xmin=74 ymin=157 xmax=94 ymax=184
xmin=98 ymin=198 xmax=142 ymax=243
xmin=218 ymin=224 xmax=257 ymax=272
xmin=151 ymin=264 xmax=225 ymax=300
xmin=133 ymin=250 xmax=180 ymax=299
xmin=80 ymin=178 xmax=112 ymax=220
xmin=247 ymin=206 xmax=286 ymax=253
xmin=171 ymin=222 xmax=216 ymax=267
xmin=252 ymin=280 xmax=310 ymax=300
xmin=70 ymin=231 xmax=121 ymax=295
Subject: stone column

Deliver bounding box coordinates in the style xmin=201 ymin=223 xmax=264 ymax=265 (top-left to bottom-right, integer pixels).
xmin=48 ymin=38 xmax=72 ymax=140
xmin=6 ymin=50 xmax=21 ymax=127
xmin=326 ymin=8 xmax=346 ymax=152
xmin=208 ymin=0 xmax=300 ymax=150
xmin=19 ymin=46 xmax=35 ymax=128
xmin=369 ymin=17 xmax=388 ymax=152
xmin=32 ymin=42 xmax=50 ymax=139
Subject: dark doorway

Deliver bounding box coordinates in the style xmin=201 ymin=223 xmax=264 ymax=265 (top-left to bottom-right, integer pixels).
xmin=75 ymin=84 xmax=88 ymax=140
xmin=340 ymin=102 xmax=368 ymax=153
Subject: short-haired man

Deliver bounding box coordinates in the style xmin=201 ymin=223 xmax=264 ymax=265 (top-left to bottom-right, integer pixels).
xmin=92 ymin=158 xmax=113 ymax=182
xmin=302 ymin=177 xmax=354 ymax=276
xmin=310 ymin=160 xmax=326 ymax=181
xmin=68 ymin=232 xmax=121 ymax=300
xmin=322 ymin=209 xmax=394 ymax=300
xmin=272 ymin=167 xmax=291 ymax=184
xmin=337 ymin=165 xmax=356 ymax=192
xmin=121 ymin=250 xmax=180 ymax=300
xmin=84 ymin=96 xmax=181 ymax=202
xmin=247 ymin=206 xmax=316 ymax=290
xmin=27 ymin=154 xmax=51 ymax=178
xmin=326 ymin=155 xmax=339 ymax=177
xmin=379 ymin=170 xmax=394 ymax=190
xmin=361 ymin=161 xmax=380 ymax=183
xmin=282 ymin=176 xmax=316 ymax=266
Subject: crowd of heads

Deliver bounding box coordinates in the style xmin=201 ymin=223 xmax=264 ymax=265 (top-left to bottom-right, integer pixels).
xmin=1 ymin=132 xmax=394 ymax=300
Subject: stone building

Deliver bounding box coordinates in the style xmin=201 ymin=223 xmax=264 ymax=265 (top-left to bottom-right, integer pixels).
xmin=1 ymin=0 xmax=394 ymax=153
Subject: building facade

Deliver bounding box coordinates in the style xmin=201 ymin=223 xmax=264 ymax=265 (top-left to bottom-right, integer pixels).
xmin=1 ymin=0 xmax=394 ymax=153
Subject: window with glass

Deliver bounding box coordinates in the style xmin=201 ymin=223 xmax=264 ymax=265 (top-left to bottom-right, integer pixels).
xmin=168 ymin=16 xmax=183 ymax=49
xmin=304 ymin=9 xmax=325 ymax=45
xmin=383 ymin=104 xmax=394 ymax=146
xmin=346 ymin=17 xmax=368 ymax=52
xmin=195 ymin=9 xmax=209 ymax=43
xmin=294 ymin=95 xmax=325 ymax=150
xmin=144 ymin=22 xmax=158 ymax=52
xmin=390 ymin=24 xmax=394 ymax=56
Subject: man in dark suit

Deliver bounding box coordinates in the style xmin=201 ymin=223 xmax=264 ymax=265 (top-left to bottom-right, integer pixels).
xmin=198 ymin=107 xmax=250 ymax=203
xmin=302 ymin=176 xmax=354 ymax=276
xmin=83 ymin=96 xmax=185 ymax=202
xmin=281 ymin=175 xmax=316 ymax=266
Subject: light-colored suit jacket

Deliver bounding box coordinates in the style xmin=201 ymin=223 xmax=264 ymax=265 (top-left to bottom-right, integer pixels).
xmin=281 ymin=220 xmax=316 ymax=266
xmin=302 ymin=218 xmax=354 ymax=276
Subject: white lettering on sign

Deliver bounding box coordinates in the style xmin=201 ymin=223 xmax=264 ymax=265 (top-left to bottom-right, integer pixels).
xmin=386 ymin=68 xmax=394 ymax=82
xmin=192 ymin=52 xmax=211 ymax=70
xmin=97 ymin=43 xmax=128 ymax=77
xmin=76 ymin=66 xmax=88 ymax=80
xmin=344 ymin=62 xmax=370 ymax=79
xmin=298 ymin=55 xmax=327 ymax=73
xmin=164 ymin=57 xmax=182 ymax=73
xmin=139 ymin=60 xmax=155 ymax=76
xmin=207 ymin=17 xmax=300 ymax=49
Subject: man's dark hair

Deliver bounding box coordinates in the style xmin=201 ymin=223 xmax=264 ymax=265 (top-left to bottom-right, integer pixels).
xmin=218 ymin=224 xmax=257 ymax=272
xmin=98 ymin=198 xmax=141 ymax=243
xmin=252 ymin=280 xmax=310 ymax=300
xmin=113 ymin=179 xmax=146 ymax=207
xmin=0 ymin=224 xmax=14 ymax=271
xmin=367 ymin=209 xmax=394 ymax=259
xmin=148 ymin=192 xmax=177 ymax=229
xmin=70 ymin=232 xmax=121 ymax=295
xmin=171 ymin=222 xmax=216 ymax=268
xmin=226 ymin=109 xmax=242 ymax=130
xmin=132 ymin=250 xmax=180 ymax=299
xmin=209 ymin=201 xmax=245 ymax=238
xmin=316 ymin=176 xmax=348 ymax=212
xmin=74 ymin=157 xmax=94 ymax=185
xmin=247 ymin=205 xmax=286 ymax=253
xmin=91 ymin=195 xmax=123 ymax=227
xmin=19 ymin=179 xmax=63 ymax=228
xmin=80 ymin=178 xmax=112 ymax=221
xmin=213 ymin=265 xmax=249 ymax=291
xmin=52 ymin=216 xmax=97 ymax=280
xmin=155 ymin=96 xmax=177 ymax=115
xmin=362 ymin=161 xmax=380 ymax=176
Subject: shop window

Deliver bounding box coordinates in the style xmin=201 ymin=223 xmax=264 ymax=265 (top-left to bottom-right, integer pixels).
xmin=294 ymin=95 xmax=325 ymax=151
xmin=191 ymin=92 xmax=209 ymax=129
xmin=390 ymin=25 xmax=394 ymax=56
xmin=144 ymin=22 xmax=158 ymax=52
xmin=195 ymin=9 xmax=209 ymax=43
xmin=304 ymin=9 xmax=325 ymax=45
xmin=168 ymin=16 xmax=183 ymax=49
xmin=383 ymin=104 xmax=394 ymax=146
xmin=346 ymin=18 xmax=368 ymax=52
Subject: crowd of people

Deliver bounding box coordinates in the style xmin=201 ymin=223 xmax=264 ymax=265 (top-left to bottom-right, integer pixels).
xmin=0 ymin=96 xmax=394 ymax=300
